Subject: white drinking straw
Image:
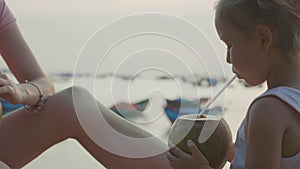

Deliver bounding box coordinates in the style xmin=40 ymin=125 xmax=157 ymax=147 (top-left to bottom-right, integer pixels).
xmin=199 ymin=75 xmax=237 ymax=114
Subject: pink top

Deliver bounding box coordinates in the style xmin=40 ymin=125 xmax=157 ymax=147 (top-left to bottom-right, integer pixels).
xmin=0 ymin=0 xmax=15 ymax=33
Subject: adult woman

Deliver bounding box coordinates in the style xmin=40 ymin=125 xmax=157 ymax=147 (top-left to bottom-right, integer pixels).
xmin=0 ymin=0 xmax=171 ymax=168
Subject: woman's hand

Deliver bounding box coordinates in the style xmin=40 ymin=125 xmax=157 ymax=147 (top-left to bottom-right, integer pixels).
xmin=0 ymin=70 xmax=54 ymax=106
xmin=0 ymin=72 xmax=25 ymax=104
xmin=166 ymin=140 xmax=212 ymax=169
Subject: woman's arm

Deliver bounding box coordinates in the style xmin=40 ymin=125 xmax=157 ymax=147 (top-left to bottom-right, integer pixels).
xmin=0 ymin=24 xmax=54 ymax=105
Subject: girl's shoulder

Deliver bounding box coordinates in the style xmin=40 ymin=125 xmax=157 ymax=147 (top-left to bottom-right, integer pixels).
xmin=245 ymin=86 xmax=300 ymax=140
xmin=245 ymin=86 xmax=300 ymax=145
xmin=252 ymin=86 xmax=300 ymax=115
xmin=243 ymin=90 xmax=294 ymax=168
xmin=246 ymin=87 xmax=300 ymax=163
xmin=247 ymin=86 xmax=300 ymax=123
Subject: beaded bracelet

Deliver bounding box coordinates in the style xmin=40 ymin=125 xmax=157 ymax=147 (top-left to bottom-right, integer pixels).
xmin=23 ymin=80 xmax=48 ymax=115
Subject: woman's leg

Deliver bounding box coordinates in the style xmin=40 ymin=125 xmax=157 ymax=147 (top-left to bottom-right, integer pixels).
xmin=0 ymin=86 xmax=171 ymax=169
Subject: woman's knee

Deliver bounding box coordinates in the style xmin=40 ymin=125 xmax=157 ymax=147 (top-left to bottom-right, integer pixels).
xmin=71 ymin=85 xmax=93 ymax=97
xmin=59 ymin=86 xmax=98 ymax=113
xmin=45 ymin=85 xmax=95 ymax=116
xmin=57 ymin=86 xmax=94 ymax=101
xmin=49 ymin=86 xmax=95 ymax=136
xmin=68 ymin=86 xmax=95 ymax=104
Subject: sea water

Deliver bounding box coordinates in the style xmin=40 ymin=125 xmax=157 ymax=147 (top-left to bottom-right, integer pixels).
xmin=23 ymin=75 xmax=266 ymax=169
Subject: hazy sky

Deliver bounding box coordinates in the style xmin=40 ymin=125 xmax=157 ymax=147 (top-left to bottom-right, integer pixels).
xmin=9 ymin=0 xmax=216 ymax=16
xmin=3 ymin=0 xmax=231 ymax=77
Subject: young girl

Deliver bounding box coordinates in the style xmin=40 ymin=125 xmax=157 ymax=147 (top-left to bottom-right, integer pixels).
xmin=167 ymin=0 xmax=300 ymax=168
xmin=0 ymin=0 xmax=173 ymax=168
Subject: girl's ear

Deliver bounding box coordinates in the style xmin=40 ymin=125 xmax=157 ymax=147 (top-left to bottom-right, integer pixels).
xmin=255 ymin=24 xmax=273 ymax=50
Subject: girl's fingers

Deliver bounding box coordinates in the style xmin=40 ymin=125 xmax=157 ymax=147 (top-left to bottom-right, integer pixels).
xmin=187 ymin=140 xmax=208 ymax=162
xmin=169 ymin=145 xmax=185 ymax=158
xmin=166 ymin=152 xmax=181 ymax=169
xmin=166 ymin=151 xmax=178 ymax=162
xmin=187 ymin=140 xmax=200 ymax=156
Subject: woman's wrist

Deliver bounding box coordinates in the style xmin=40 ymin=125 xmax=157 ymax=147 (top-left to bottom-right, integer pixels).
xmin=20 ymin=82 xmax=40 ymax=106
xmin=32 ymin=77 xmax=55 ymax=96
xmin=22 ymin=78 xmax=52 ymax=114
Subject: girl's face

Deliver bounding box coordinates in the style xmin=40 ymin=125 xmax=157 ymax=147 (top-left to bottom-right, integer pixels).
xmin=214 ymin=15 xmax=271 ymax=86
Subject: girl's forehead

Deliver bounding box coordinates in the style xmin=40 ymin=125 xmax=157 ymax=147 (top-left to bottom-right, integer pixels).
xmin=214 ymin=16 xmax=231 ymax=40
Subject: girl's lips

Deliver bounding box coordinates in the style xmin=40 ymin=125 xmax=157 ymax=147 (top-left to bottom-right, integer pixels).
xmin=236 ymin=74 xmax=242 ymax=79
xmin=232 ymin=70 xmax=242 ymax=79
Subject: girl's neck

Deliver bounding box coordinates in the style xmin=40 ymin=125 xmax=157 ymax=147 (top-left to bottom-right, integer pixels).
xmin=267 ymin=60 xmax=300 ymax=90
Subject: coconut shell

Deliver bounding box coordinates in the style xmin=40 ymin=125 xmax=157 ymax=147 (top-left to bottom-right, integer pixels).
xmin=168 ymin=114 xmax=232 ymax=169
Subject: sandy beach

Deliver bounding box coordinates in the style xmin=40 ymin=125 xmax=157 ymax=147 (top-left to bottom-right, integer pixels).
xmin=20 ymin=77 xmax=266 ymax=169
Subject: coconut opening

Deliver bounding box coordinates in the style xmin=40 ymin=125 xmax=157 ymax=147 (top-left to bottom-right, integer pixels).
xmin=177 ymin=113 xmax=221 ymax=121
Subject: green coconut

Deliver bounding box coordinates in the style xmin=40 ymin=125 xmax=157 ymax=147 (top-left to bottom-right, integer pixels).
xmin=168 ymin=114 xmax=232 ymax=169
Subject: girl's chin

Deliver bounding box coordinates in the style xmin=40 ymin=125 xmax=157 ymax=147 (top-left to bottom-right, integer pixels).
xmin=243 ymin=79 xmax=264 ymax=87
xmin=234 ymin=73 xmax=262 ymax=86
xmin=235 ymin=73 xmax=243 ymax=79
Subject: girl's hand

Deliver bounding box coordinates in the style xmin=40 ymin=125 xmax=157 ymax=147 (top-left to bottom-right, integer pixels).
xmin=0 ymin=73 xmax=25 ymax=104
xmin=166 ymin=140 xmax=212 ymax=169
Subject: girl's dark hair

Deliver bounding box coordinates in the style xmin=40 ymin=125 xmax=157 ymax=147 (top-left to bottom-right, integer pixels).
xmin=215 ymin=0 xmax=300 ymax=65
